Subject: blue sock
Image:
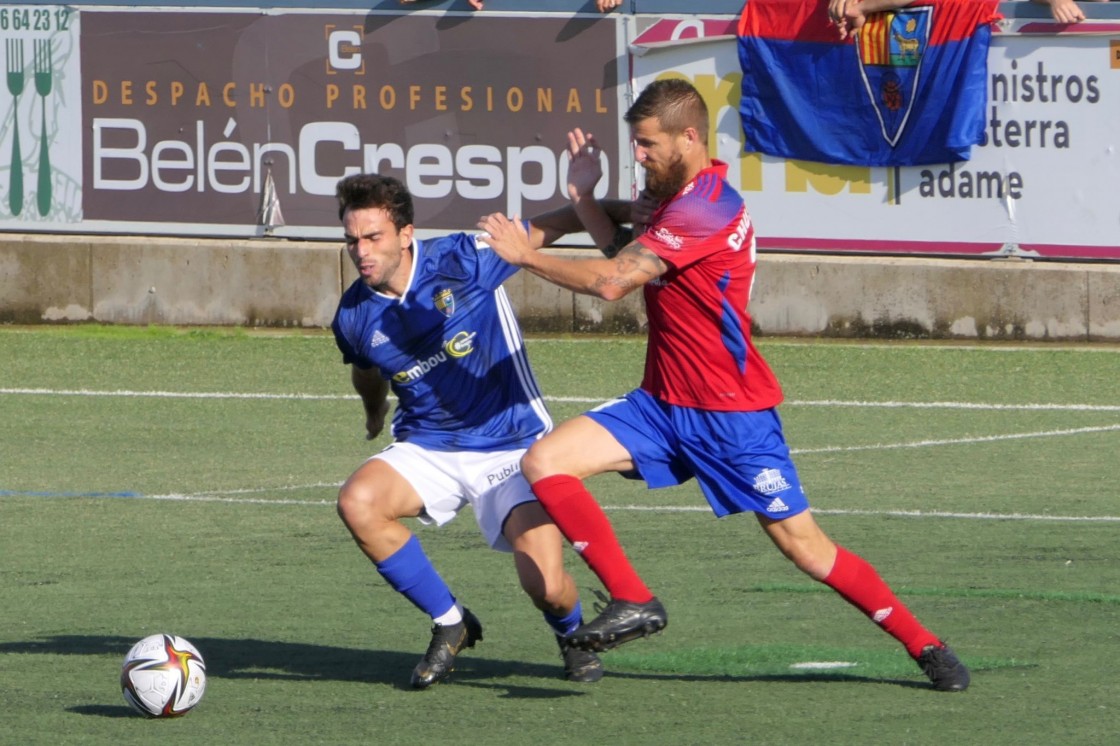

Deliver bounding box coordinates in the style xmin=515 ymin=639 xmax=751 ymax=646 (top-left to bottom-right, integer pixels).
xmin=543 ymin=599 xmax=583 ymax=637
xmin=375 ymin=535 xmax=456 ymax=620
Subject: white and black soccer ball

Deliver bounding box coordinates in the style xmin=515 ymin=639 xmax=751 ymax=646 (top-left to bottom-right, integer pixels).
xmin=120 ymin=633 xmax=207 ymax=718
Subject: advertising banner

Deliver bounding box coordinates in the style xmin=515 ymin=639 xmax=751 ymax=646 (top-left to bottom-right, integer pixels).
xmin=79 ymin=10 xmax=620 ymax=235
xmin=631 ymin=17 xmax=1120 ymax=260
xmin=0 ymin=5 xmax=82 ymax=227
xmin=1 ymin=6 xmax=1115 ymax=261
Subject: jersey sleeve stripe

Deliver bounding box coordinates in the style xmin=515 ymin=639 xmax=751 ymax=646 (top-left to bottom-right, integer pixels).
xmin=495 ymin=286 xmax=553 ymax=434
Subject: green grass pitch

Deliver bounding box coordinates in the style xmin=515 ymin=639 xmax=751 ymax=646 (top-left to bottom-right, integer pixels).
xmin=1 ymin=325 xmax=1118 ymax=744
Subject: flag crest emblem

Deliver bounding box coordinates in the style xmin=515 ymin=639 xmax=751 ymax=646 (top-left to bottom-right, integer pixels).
xmin=737 ymin=0 xmax=1002 ymax=167
xmin=856 ymin=6 xmax=932 ymax=146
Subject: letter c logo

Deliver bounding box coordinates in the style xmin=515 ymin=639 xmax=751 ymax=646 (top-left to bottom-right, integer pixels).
xmin=328 ymin=30 xmax=363 ymax=71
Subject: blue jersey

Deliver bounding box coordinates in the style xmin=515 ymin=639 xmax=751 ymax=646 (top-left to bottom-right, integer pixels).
xmin=332 ymin=232 xmax=552 ymax=452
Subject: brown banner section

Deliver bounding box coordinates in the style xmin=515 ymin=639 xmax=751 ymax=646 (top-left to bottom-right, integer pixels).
xmin=81 ymin=12 xmax=619 ymax=230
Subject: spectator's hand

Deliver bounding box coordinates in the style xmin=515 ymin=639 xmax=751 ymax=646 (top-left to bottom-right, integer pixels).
xmin=401 ymin=0 xmax=483 ymax=8
xmin=1047 ymin=0 xmax=1086 ymax=23
xmin=829 ymin=0 xmax=852 ymax=39
xmin=478 ymin=213 xmax=534 ymax=266
xmin=566 ymin=128 xmax=604 ymax=202
xmin=830 ymin=0 xmax=876 ymax=40
xmin=597 ymin=0 xmax=622 ymax=11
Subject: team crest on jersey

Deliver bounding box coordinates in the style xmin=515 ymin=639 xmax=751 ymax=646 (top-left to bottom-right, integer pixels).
xmin=433 ymin=288 xmax=456 ymax=317
xmin=854 ymin=5 xmax=931 ymax=147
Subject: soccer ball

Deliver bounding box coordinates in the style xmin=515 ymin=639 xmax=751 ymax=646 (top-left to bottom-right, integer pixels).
xmin=120 ymin=633 xmax=207 ymax=718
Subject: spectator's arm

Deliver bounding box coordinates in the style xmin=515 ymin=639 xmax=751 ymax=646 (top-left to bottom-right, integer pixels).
xmin=832 ymin=0 xmax=917 ymax=39
xmin=1031 ymin=0 xmax=1087 ymax=23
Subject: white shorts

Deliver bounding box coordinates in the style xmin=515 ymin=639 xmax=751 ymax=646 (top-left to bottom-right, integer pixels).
xmin=370 ymin=441 xmax=536 ymax=552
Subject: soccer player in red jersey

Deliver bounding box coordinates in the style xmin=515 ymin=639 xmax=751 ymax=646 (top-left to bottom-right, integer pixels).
xmin=479 ymin=79 xmax=970 ymax=691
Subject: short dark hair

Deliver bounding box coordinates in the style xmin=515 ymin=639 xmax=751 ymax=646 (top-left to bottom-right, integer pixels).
xmin=624 ymin=79 xmax=709 ymax=145
xmin=335 ymin=173 xmax=414 ymax=230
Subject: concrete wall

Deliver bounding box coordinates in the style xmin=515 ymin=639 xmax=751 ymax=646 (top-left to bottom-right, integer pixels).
xmin=752 ymin=254 xmax=1120 ymax=341
xmin=2 ymin=234 xmax=1119 ymax=340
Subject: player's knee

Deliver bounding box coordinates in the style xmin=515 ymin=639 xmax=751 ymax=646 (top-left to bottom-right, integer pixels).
xmin=335 ymin=485 xmax=360 ymax=526
xmin=336 ymin=481 xmax=384 ymax=528
xmin=515 ymin=558 xmax=569 ymax=609
xmin=784 ymin=541 xmax=836 ymax=581
xmin=764 ymin=513 xmax=836 ymax=580
xmin=520 ymin=441 xmax=556 ymax=483
xmin=524 ymin=575 xmax=570 ymax=612
xmin=796 ymin=554 xmax=834 ymax=581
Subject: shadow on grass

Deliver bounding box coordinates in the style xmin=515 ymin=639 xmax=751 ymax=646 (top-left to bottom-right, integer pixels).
xmin=0 ymin=634 xmax=593 ymax=708
xmin=0 ymin=633 xmax=942 ymax=715
xmin=598 ymin=669 xmax=933 ymax=690
xmin=0 ymin=634 xmax=562 ymax=685
xmin=68 ymin=704 xmax=137 ymax=718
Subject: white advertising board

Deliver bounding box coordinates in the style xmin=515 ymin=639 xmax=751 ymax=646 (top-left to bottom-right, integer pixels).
xmin=0 ymin=6 xmax=82 ymax=227
xmin=630 ymin=18 xmax=1120 ymax=259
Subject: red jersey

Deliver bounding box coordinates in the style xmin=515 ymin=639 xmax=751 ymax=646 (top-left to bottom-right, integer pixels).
xmin=636 ymin=161 xmax=783 ymax=412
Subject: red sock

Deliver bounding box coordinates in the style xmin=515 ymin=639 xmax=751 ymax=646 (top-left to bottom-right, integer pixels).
xmin=531 ymin=475 xmax=653 ymax=603
xmin=823 ymin=546 xmax=940 ymax=658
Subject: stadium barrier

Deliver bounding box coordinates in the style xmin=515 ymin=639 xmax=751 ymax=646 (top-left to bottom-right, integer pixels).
xmin=5 ymin=233 xmax=1118 ymax=340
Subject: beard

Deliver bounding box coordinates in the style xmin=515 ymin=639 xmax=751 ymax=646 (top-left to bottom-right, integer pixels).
xmin=642 ymin=153 xmax=689 ymax=202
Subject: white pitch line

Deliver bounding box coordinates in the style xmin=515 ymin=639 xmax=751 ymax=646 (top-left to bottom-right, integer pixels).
xmin=810 ymin=508 xmax=1120 ymax=523
xmin=528 ymin=337 xmax=1120 ymax=354
xmin=4 ymin=390 xmax=1116 ymax=519
xmin=142 ymin=493 xmax=336 ymax=506
xmin=13 ymin=489 xmax=1120 ymax=523
xmin=190 ymin=482 xmax=342 ymax=495
xmin=790 ymin=423 xmax=1120 ymax=454
xmin=0 ymin=387 xmax=582 ymax=402
xmin=21 ymin=421 xmax=1106 ymax=511
xmin=788 ymin=399 xmax=1120 ymax=413
xmin=2 ymin=387 xmax=1120 ymax=413
xmin=0 ymin=387 xmax=353 ymax=401
xmin=605 ymin=505 xmax=1120 ymax=522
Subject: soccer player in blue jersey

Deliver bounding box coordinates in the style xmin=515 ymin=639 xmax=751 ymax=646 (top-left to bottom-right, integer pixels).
xmin=330 ymin=173 xmax=603 ymax=688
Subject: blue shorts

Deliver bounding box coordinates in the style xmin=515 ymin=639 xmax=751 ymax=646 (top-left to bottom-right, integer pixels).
xmin=585 ymin=389 xmax=809 ymax=520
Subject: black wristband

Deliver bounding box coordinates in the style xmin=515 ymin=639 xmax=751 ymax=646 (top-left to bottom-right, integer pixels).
xmin=602 ymin=225 xmax=634 ymax=259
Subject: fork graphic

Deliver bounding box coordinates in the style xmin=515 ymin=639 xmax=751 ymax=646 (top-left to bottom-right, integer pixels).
xmin=33 ymin=39 xmax=51 ymax=216
xmin=6 ymin=39 xmax=25 ymax=216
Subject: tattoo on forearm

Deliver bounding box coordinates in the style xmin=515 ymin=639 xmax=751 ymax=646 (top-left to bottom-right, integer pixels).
xmin=589 ymin=243 xmax=665 ymax=294
xmin=591 ymin=274 xmax=629 ymax=294
xmin=618 ymin=244 xmax=666 ymax=277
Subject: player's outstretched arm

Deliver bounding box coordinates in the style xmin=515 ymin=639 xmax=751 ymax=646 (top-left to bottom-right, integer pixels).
xmin=478 ymin=212 xmax=666 ymax=301
xmin=351 ymin=365 xmax=390 ymax=440
xmin=526 ymin=199 xmax=635 ymax=250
